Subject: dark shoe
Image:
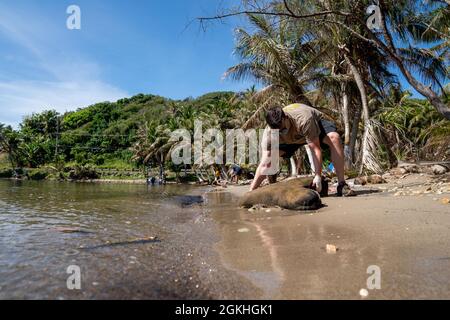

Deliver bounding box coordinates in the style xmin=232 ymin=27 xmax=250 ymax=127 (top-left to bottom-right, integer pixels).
xmin=308 ymin=177 xmax=329 ymax=197
xmin=320 ymin=177 xmax=329 ymax=197
xmin=337 ymin=182 xmax=356 ymax=197
xmin=268 ymin=174 xmax=278 ymax=184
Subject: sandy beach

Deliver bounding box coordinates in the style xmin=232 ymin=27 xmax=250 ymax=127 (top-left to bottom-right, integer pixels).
xmin=0 ymin=173 xmax=448 ymax=300
xmin=206 ymin=173 xmax=450 ymax=299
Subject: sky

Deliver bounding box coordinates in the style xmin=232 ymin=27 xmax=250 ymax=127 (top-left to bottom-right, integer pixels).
xmin=0 ymin=0 xmax=252 ymax=127
xmin=0 ymin=1 xmax=435 ymax=128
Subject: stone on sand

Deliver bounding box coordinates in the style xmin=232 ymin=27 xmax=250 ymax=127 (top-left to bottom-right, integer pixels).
xmin=354 ymin=174 xmax=386 ymax=185
xmin=326 ymin=244 xmax=338 ymax=254
xmin=398 ymin=163 xmax=420 ymax=173
xmin=432 ymin=165 xmax=448 ymax=175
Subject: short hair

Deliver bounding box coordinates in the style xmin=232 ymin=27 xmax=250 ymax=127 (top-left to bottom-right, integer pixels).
xmin=266 ymin=107 xmax=285 ymax=129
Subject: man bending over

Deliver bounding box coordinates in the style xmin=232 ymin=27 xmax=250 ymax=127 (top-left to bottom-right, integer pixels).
xmin=250 ymin=103 xmax=353 ymax=197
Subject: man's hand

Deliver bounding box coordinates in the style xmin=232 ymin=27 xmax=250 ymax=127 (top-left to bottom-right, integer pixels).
xmin=312 ymin=175 xmax=322 ymax=193
xmin=249 ymin=149 xmax=272 ymax=192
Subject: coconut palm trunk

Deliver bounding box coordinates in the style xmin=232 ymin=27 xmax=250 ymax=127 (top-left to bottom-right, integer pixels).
xmin=341 ymin=83 xmax=352 ymax=169
xmin=344 ymin=53 xmax=382 ymax=174
xmin=159 ymin=153 xmax=165 ymax=182
xmin=349 ymin=106 xmax=362 ymax=167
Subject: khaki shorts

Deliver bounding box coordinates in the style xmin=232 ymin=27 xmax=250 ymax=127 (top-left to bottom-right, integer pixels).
xmin=279 ymin=119 xmax=338 ymax=158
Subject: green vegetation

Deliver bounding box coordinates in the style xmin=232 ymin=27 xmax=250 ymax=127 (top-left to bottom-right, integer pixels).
xmin=378 ymin=93 xmax=450 ymax=162
xmin=0 ymin=88 xmax=447 ymax=182
xmin=204 ymin=0 xmax=449 ymax=174
xmin=0 ymin=0 xmax=448 ymax=181
xmin=0 ymin=91 xmax=260 ymax=181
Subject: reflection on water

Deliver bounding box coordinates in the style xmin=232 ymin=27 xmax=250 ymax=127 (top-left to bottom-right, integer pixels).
xmin=207 ymin=191 xmax=450 ymax=299
xmin=0 ymin=180 xmax=209 ymax=299
xmin=209 ymin=192 xmax=367 ymax=299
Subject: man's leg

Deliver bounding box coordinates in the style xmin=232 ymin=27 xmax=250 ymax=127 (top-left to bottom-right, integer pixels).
xmin=319 ymin=120 xmax=355 ymax=197
xmin=323 ymin=132 xmax=345 ymax=183
xmin=267 ymin=150 xmax=286 ymax=184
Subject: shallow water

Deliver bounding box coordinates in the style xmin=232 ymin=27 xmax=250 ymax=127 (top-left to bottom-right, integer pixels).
xmin=2 ymin=180 xmax=448 ymax=299
xmin=0 ymin=180 xmax=219 ymax=299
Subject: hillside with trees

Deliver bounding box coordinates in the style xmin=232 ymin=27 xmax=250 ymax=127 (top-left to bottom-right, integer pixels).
xmin=0 ymin=91 xmax=260 ymax=180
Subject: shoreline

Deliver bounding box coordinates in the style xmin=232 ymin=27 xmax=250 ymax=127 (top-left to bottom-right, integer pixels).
xmin=0 ymin=177 xmax=205 ymax=185
xmin=1 ymin=173 xmax=449 ymax=299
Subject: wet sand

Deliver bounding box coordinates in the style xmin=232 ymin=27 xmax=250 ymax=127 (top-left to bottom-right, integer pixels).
xmin=207 ymin=174 xmax=450 ymax=299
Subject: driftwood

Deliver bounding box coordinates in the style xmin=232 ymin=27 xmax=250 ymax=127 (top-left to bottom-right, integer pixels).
xmin=80 ymin=237 xmax=160 ymax=250
xmin=54 ymin=227 xmax=94 ymax=234
xmin=398 ymin=161 xmax=450 ymax=167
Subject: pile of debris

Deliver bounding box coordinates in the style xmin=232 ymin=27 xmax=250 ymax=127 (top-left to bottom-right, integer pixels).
xmin=349 ymin=161 xmax=450 ymax=200
xmin=390 ymin=161 xmax=450 ymax=176
xmin=381 ymin=162 xmax=450 ymax=197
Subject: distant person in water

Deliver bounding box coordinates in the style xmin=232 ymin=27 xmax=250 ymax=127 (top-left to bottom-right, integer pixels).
xmin=147 ymin=176 xmax=156 ymax=185
xmin=250 ymin=103 xmax=354 ymax=197
xmin=230 ymin=164 xmax=243 ymax=184
xmin=213 ymin=165 xmax=227 ymax=186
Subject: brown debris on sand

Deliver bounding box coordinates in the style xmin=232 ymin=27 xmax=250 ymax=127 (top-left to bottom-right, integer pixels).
xmin=392 ymin=161 xmax=450 ymax=176
xmin=326 ymin=244 xmax=338 ymax=254
xmin=354 ymin=174 xmax=386 ymax=186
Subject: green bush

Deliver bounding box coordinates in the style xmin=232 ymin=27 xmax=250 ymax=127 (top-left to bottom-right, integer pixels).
xmin=69 ymin=165 xmax=100 ymax=180
xmin=92 ymin=155 xmax=105 ymax=166
xmin=0 ymin=169 xmax=13 ymax=178
xmin=15 ymin=168 xmax=26 ymax=176
xmin=28 ymin=169 xmax=49 ymax=181
xmin=47 ymin=171 xmax=67 ymax=181
xmin=74 ymin=152 xmax=89 ymax=165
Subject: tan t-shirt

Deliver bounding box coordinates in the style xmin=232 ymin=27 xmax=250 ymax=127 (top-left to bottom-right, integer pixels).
xmin=262 ymin=103 xmax=323 ymax=149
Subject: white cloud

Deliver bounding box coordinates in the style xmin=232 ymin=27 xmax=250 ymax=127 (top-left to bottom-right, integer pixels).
xmin=0 ymin=4 xmax=129 ymax=127
xmin=0 ymin=80 xmax=127 ymax=127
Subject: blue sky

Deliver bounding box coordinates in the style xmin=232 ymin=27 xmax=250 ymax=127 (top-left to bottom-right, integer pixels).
xmin=0 ymin=1 xmax=439 ymax=127
xmin=0 ymin=0 xmax=252 ymax=126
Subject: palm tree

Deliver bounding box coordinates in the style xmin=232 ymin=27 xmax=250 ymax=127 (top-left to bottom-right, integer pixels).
xmin=224 ymin=13 xmax=319 ymax=107
xmin=224 ymin=1 xmax=398 ymax=172
xmin=208 ymin=0 xmax=449 ymax=118
xmin=132 ymin=101 xmax=203 ymax=180
xmin=271 ymin=0 xmax=401 ymax=173
xmin=376 ymin=0 xmax=449 ymax=118
xmin=378 ymin=93 xmax=450 ymax=161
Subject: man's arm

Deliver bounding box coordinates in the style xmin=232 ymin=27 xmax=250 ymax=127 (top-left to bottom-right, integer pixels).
xmin=308 ymin=137 xmax=323 ymax=191
xmin=249 ymin=150 xmax=272 ymax=191
xmin=308 ymin=137 xmax=322 ymax=176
